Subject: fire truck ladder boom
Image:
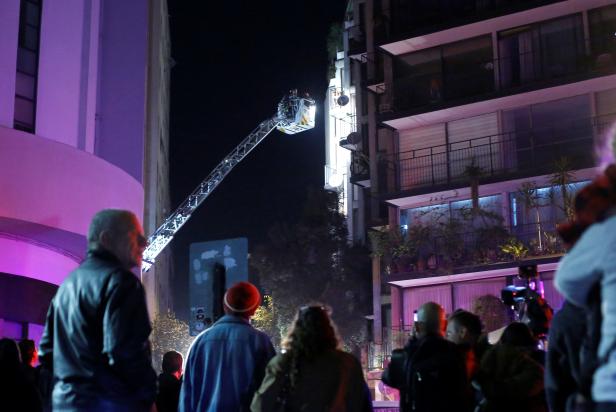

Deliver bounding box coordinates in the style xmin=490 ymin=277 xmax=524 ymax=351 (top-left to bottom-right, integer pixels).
xmin=142 ymin=91 xmax=316 ymax=273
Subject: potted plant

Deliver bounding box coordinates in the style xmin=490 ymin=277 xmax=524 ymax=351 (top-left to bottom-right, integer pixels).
xmin=500 ymin=237 xmax=529 ymax=261
xmin=438 ymin=218 xmax=465 ymax=270
xmin=407 ymin=224 xmax=432 ymax=271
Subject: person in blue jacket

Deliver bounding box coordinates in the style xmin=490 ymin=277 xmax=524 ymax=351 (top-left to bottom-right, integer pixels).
xmin=179 ymin=281 xmax=275 ymax=412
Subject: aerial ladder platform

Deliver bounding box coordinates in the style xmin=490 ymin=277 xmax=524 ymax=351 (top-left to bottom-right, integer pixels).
xmin=141 ymin=91 xmax=316 ymax=273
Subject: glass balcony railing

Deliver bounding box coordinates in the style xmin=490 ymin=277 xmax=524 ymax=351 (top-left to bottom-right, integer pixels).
xmin=381 ymin=0 xmax=566 ymax=46
xmin=389 ymin=37 xmax=615 ymax=114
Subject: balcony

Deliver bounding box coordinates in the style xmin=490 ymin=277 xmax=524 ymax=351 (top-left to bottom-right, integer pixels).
xmin=361 ymin=52 xmax=385 ymax=91
xmin=347 ymin=24 xmax=366 ymax=56
xmin=378 ymin=113 xmax=608 ymax=197
xmin=378 ymin=0 xmax=565 ymax=46
xmin=386 ymin=36 xmax=615 ymax=118
xmin=373 ymin=213 xmax=567 ymax=285
xmin=350 ymin=151 xmax=370 ymax=183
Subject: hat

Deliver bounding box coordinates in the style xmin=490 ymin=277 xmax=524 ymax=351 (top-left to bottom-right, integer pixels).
xmin=224 ymin=282 xmax=261 ymax=313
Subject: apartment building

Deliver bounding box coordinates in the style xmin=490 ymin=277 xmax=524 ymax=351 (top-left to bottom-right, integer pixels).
xmin=336 ymin=0 xmax=616 ymax=394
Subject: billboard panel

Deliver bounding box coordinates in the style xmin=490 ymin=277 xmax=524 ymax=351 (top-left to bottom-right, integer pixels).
xmin=188 ymin=237 xmax=248 ymax=335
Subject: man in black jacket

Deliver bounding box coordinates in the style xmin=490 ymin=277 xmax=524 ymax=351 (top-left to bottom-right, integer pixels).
xmin=382 ymin=302 xmax=469 ymax=412
xmin=39 ymin=209 xmax=156 ymax=412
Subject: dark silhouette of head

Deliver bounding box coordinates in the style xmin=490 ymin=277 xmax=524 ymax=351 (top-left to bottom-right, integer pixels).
xmin=557 ymin=164 xmax=616 ymax=246
xmin=500 ymin=322 xmax=537 ymax=348
xmin=0 ymin=339 xmax=21 ymax=372
xmin=415 ymin=301 xmax=446 ymax=339
xmin=162 ymin=350 xmax=183 ymax=379
xmin=18 ymin=339 xmax=37 ymax=367
xmin=283 ymin=305 xmax=340 ymax=358
xmin=446 ymin=309 xmax=483 ymax=346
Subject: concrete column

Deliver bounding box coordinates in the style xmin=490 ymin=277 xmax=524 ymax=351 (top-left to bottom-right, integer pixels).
xmin=372 ymin=255 xmax=382 ymax=345
xmin=391 ymin=286 xmax=401 ymax=330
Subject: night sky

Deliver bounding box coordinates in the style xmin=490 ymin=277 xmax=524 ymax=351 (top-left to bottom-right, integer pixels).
xmin=167 ymin=1 xmax=347 ymax=317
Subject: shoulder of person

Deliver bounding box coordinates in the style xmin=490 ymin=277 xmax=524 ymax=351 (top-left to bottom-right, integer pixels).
xmin=251 ymin=324 xmax=275 ymax=343
xmin=334 ymin=350 xmax=361 ymax=366
xmin=580 ymin=217 xmax=616 ymax=247
xmin=106 ymin=267 xmax=142 ymax=289
xmin=264 ymin=353 xmax=288 ymax=373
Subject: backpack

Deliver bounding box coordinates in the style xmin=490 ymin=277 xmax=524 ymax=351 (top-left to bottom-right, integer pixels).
xmin=405 ymin=337 xmax=468 ymax=412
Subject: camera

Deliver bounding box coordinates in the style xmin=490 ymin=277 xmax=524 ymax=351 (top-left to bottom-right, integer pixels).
xmin=501 ymin=264 xmax=539 ymax=306
xmin=501 ymin=264 xmax=553 ymax=338
xmin=501 ymin=285 xmax=528 ymax=306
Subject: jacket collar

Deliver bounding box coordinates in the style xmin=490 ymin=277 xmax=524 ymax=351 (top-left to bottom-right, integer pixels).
xmin=215 ymin=314 xmax=250 ymax=325
xmin=87 ymin=249 xmax=123 ymax=266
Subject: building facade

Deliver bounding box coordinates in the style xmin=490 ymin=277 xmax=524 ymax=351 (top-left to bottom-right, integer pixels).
xmin=0 ymin=0 xmax=172 ymax=343
xmin=336 ymin=0 xmax=616 ymax=397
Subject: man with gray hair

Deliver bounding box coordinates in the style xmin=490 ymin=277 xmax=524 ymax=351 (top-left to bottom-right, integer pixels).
xmin=39 ymin=209 xmax=156 ymax=412
xmin=382 ymin=302 xmax=469 ymax=412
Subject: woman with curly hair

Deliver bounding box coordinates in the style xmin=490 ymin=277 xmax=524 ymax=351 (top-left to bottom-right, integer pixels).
xmin=251 ymin=305 xmax=372 ymax=412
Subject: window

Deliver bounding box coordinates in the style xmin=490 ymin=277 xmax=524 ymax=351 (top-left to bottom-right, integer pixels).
xmin=589 ymin=5 xmax=616 ymax=71
xmin=393 ymin=35 xmax=493 ymax=110
xmin=14 ymin=0 xmax=42 ymax=132
xmin=510 ymin=181 xmax=589 ymax=233
xmin=442 ymin=36 xmax=493 ymax=100
xmin=501 ymin=95 xmax=593 ymax=171
xmin=498 ymin=14 xmax=584 ymax=89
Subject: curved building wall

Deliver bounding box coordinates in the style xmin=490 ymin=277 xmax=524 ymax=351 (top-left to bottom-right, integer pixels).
xmin=0 ymin=126 xmax=144 ymax=238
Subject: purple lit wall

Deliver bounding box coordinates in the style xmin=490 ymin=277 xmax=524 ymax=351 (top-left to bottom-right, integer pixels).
xmin=95 ymin=0 xmax=148 ymax=183
xmin=37 ymin=0 xmax=90 ymax=148
xmin=0 ymin=0 xmax=157 ymax=335
xmin=0 ymin=1 xmax=19 ymax=127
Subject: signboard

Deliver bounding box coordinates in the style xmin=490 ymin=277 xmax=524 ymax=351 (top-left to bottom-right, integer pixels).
xmin=188 ymin=238 xmax=248 ymax=335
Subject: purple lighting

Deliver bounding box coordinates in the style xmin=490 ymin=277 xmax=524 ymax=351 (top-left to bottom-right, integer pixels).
xmin=598 ymin=120 xmax=616 ymax=171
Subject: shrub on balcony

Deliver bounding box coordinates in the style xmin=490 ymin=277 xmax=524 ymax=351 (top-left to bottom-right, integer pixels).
xmin=500 ymin=238 xmax=529 ymax=261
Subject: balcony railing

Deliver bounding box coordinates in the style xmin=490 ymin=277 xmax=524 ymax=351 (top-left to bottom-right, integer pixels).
xmin=379 ymin=113 xmax=611 ymax=195
xmin=361 ymin=52 xmax=385 ymax=86
xmin=368 ymin=326 xmax=413 ymax=370
xmin=390 ymin=37 xmax=614 ymax=113
xmin=350 ymin=151 xmax=370 ymax=182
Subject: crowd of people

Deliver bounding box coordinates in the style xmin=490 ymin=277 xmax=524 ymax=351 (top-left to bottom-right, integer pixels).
xmin=0 ymin=209 xmax=372 ymax=412
xmin=3 ymin=161 xmax=616 ymax=412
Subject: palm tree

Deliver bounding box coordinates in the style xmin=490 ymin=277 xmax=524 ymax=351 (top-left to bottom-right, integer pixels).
xmin=464 ymin=158 xmax=484 ymax=211
xmin=549 ymin=156 xmax=575 ymax=219
xmin=519 ymin=182 xmax=543 ymax=252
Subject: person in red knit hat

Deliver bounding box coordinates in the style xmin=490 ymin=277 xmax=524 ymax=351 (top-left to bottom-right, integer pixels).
xmin=179 ymin=281 xmax=275 ymax=412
